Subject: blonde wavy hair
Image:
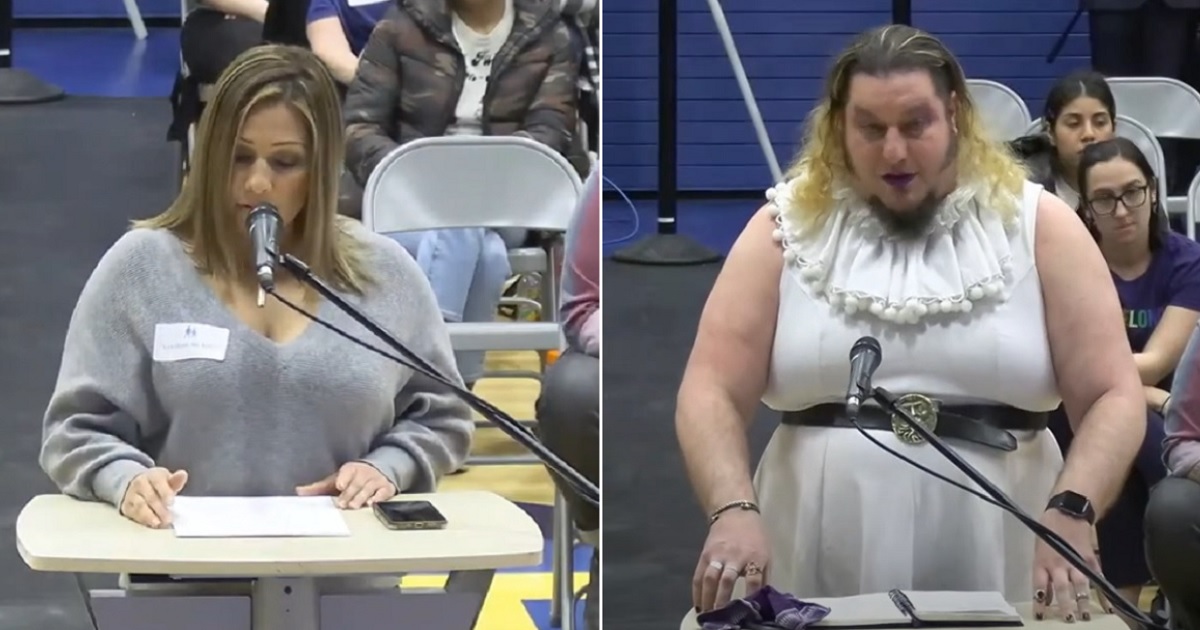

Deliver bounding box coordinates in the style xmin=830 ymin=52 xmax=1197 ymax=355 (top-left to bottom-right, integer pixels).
xmin=134 ymin=45 xmax=374 ymax=294
xmin=786 ymin=25 xmax=1028 ymax=230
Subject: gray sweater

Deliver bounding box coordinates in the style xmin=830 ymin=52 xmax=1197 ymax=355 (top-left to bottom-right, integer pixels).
xmin=40 ymin=226 xmax=473 ymax=507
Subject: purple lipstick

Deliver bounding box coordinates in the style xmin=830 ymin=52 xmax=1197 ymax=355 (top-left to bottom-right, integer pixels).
xmin=883 ymin=173 xmax=915 ymax=188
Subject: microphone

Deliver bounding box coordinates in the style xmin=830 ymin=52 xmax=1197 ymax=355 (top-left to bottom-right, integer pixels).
xmin=246 ymin=204 xmax=282 ymax=295
xmin=845 ymin=336 xmax=882 ymax=417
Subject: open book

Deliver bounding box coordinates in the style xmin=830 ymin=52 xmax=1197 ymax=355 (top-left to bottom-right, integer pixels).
xmin=812 ymin=591 xmax=1022 ymax=628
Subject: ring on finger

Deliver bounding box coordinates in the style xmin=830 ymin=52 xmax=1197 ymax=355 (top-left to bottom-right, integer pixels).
xmin=744 ymin=562 xmax=763 ymax=576
xmin=708 ymin=560 xmax=724 ymax=571
xmin=721 ymin=564 xmax=740 ymax=574
xmin=1075 ymin=591 xmax=1090 ymax=601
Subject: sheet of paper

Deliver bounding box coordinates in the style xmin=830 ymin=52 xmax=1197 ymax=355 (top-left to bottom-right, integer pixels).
xmin=170 ymin=496 xmax=351 ymax=538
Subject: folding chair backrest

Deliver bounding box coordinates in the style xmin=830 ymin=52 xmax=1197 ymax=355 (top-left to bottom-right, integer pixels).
xmin=966 ymin=79 xmax=1032 ymax=142
xmin=362 ymin=136 xmax=584 ymax=234
xmin=1113 ymin=115 xmax=1170 ymax=205
xmin=1106 ymin=76 xmax=1200 ymax=141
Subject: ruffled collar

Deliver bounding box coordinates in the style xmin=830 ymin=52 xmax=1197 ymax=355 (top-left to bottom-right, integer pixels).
xmin=767 ymin=179 xmax=1023 ymax=325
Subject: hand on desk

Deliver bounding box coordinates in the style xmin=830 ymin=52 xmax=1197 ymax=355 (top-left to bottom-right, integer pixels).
xmin=120 ymin=468 xmax=189 ymax=529
xmin=296 ymin=461 xmax=396 ymax=509
xmin=1032 ymin=509 xmax=1102 ymax=623
xmin=693 ymin=510 xmax=770 ymax=613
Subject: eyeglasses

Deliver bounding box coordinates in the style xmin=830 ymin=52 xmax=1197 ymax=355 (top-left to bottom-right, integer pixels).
xmin=1087 ymin=184 xmax=1149 ymax=216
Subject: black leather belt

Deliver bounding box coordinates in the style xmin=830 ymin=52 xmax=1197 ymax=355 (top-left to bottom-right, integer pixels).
xmin=780 ymin=399 xmax=1049 ymax=452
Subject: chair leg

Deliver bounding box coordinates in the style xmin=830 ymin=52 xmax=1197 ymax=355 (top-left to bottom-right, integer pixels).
xmin=550 ymin=492 xmax=575 ymax=629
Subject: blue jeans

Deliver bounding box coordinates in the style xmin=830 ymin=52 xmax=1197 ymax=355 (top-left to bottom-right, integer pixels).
xmin=387 ymin=228 xmax=525 ymax=383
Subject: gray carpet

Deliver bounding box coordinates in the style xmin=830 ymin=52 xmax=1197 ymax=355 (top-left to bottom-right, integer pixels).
xmin=0 ymin=96 xmax=178 ymax=629
xmin=601 ymin=260 xmax=778 ymax=630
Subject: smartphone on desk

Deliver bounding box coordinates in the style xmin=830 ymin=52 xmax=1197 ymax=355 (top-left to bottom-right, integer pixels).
xmin=373 ymin=500 xmax=448 ymax=530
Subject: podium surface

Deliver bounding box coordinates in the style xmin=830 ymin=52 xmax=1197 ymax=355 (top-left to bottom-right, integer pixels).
xmin=17 ymin=491 xmax=543 ymax=630
xmin=681 ymin=602 xmax=1123 ymax=630
xmin=18 ymin=490 xmax=541 ymax=575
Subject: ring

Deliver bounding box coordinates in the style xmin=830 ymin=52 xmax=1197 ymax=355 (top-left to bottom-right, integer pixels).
xmin=1075 ymin=591 xmax=1090 ymax=601
xmin=744 ymin=562 xmax=763 ymax=576
xmin=721 ymin=564 xmax=741 ymax=574
xmin=708 ymin=560 xmax=724 ymax=571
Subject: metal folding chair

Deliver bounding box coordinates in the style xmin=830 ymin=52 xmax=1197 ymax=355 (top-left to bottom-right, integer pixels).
xmin=966 ymin=79 xmax=1032 ymax=142
xmin=360 ymin=136 xmax=584 ymax=465
xmin=1106 ymin=77 xmax=1200 ymax=226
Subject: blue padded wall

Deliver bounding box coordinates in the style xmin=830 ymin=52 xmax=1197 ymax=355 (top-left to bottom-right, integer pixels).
xmin=15 ymin=0 xmax=181 ymax=19
xmin=604 ymin=0 xmax=1092 ymax=194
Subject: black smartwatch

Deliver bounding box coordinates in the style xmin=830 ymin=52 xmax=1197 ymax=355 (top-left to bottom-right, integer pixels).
xmin=1046 ymin=491 xmax=1096 ymax=525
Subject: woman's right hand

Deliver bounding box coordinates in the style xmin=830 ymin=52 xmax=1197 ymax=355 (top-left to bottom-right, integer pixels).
xmin=692 ymin=509 xmax=770 ymax=613
xmin=119 ymin=468 xmax=188 ymax=529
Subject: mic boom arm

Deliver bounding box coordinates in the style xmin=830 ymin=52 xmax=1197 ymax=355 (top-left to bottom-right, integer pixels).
xmin=269 ymin=251 xmax=599 ymax=507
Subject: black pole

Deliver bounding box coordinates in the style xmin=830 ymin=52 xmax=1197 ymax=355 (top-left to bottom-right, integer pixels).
xmin=611 ymin=0 xmax=721 ymax=266
xmin=0 ymin=0 xmax=66 ymax=104
xmin=892 ymin=0 xmax=911 ymax=25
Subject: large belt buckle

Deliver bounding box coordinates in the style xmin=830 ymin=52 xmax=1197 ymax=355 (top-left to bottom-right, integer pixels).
xmin=890 ymin=393 xmax=940 ymax=445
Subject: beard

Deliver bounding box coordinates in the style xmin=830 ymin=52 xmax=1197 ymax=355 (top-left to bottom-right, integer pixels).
xmin=862 ymin=135 xmax=958 ymax=240
xmin=866 ymin=192 xmax=945 ymax=239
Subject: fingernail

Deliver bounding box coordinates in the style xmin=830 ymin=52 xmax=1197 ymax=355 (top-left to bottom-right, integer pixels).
xmin=1082 ymin=611 xmax=1091 ymax=621
xmin=1066 ymin=614 xmax=1075 ymax=623
xmin=694 ymin=607 xmax=700 ymax=613
xmin=1035 ymin=613 xmax=1043 ymax=621
xmin=1106 ymin=607 xmax=1114 ymax=614
xmin=1034 ymin=590 xmax=1046 ymax=603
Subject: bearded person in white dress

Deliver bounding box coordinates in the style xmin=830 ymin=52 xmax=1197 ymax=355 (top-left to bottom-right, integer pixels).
xmin=675 ymin=25 xmax=1147 ymax=623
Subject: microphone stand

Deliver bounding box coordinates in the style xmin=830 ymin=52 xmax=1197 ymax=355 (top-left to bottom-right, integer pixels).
xmin=270 ymin=251 xmax=599 ymax=507
xmin=865 ymin=385 xmax=1165 ymax=629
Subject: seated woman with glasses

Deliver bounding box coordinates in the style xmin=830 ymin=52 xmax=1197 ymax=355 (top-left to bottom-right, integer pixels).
xmin=1057 ymin=137 xmax=1200 ymax=622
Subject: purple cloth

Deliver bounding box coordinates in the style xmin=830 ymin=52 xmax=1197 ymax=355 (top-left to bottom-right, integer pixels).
xmin=697 ymin=586 xmax=831 ymax=630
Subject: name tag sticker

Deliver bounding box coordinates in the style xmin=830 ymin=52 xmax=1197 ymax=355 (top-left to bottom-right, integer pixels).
xmin=347 ymin=0 xmax=388 ymax=6
xmin=153 ymin=323 xmax=230 ymax=362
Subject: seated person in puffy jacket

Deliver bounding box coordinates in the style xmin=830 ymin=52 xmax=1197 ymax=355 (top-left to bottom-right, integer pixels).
xmin=338 ymin=0 xmax=583 ymax=390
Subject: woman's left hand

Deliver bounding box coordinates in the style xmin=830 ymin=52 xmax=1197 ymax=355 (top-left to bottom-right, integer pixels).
xmin=296 ymin=462 xmax=397 ymax=509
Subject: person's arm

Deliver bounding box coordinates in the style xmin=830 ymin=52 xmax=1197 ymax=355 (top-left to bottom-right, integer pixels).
xmin=1164 ymin=323 xmax=1200 ymax=479
xmin=1037 ymin=192 xmax=1145 ymax=513
xmin=515 ymin=21 xmax=578 ymax=155
xmin=199 ymin=0 xmax=267 ymax=22
xmin=1145 ymin=385 xmax=1171 ymax=413
xmin=356 ymin=233 xmax=474 ymax=492
xmin=306 ymin=0 xmax=359 ymax=85
xmin=676 ymin=207 xmax=780 ymax=514
xmin=559 ymin=170 xmax=600 ymax=355
xmin=344 ymin=8 xmax=404 ymax=186
xmin=40 ymin=233 xmax=159 ymax=507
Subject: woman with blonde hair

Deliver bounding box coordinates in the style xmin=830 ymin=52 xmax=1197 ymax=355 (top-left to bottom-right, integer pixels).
xmin=677 ymin=25 xmax=1145 ymax=621
xmin=40 ymin=45 xmax=472 ymax=532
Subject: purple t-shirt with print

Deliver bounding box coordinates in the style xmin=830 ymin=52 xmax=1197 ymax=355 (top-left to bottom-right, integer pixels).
xmin=1113 ymin=232 xmax=1200 ymax=361
xmin=1115 ymin=232 xmax=1200 ymax=477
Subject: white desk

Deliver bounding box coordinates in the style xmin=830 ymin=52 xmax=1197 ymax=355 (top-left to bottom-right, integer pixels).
xmin=681 ymin=602 xmax=1124 ymax=630
xmin=17 ymin=491 xmax=543 ymax=630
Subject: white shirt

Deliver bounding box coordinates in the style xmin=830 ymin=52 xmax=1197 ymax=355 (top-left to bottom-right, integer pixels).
xmin=447 ymin=0 xmax=515 ymax=136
